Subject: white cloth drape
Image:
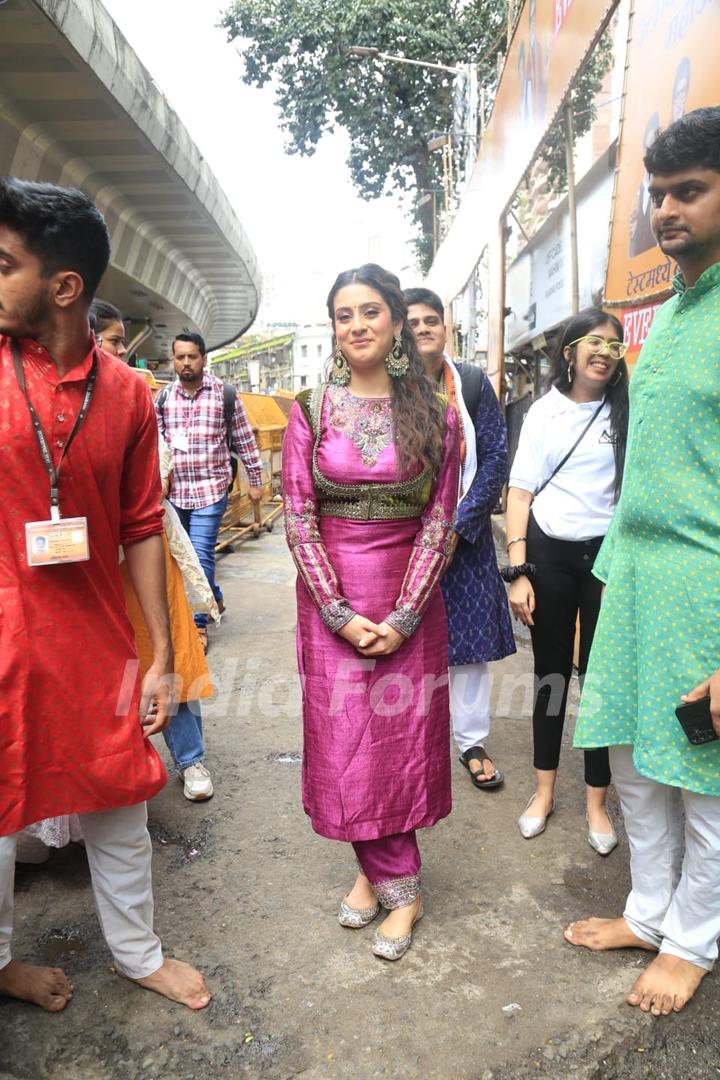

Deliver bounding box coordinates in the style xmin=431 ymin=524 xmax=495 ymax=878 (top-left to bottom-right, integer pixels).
xmin=444 ymin=357 xmax=477 ymax=500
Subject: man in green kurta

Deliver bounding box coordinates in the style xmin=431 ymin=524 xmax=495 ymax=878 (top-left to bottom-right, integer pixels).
xmin=564 ymin=107 xmax=720 ymax=1017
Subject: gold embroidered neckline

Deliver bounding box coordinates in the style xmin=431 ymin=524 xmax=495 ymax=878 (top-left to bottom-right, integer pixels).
xmin=326 ymin=384 xmax=393 ymax=467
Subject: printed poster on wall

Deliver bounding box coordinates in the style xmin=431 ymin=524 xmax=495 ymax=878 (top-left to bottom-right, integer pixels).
xmin=428 ymin=0 xmax=617 ymax=306
xmin=604 ymin=0 xmax=720 ymax=363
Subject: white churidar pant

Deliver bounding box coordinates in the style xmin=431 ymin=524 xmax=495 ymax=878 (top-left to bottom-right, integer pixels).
xmin=0 ymin=802 xmax=162 ymax=980
xmin=611 ymin=745 xmax=720 ymax=970
xmin=449 ymin=662 xmax=492 ymax=753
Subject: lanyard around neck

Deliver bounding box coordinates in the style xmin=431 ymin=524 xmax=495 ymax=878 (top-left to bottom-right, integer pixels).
xmin=11 ymin=340 xmax=98 ymax=519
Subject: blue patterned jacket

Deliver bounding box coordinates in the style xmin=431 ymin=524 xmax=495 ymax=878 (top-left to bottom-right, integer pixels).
xmin=442 ymin=362 xmax=516 ymax=666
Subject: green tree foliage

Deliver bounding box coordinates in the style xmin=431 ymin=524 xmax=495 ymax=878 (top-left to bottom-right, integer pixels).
xmin=542 ymin=30 xmax=614 ymax=192
xmin=220 ymin=0 xmax=507 ymax=270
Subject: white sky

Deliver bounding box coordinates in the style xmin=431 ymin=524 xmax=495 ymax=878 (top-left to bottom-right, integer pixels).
xmin=102 ymin=0 xmax=417 ymax=327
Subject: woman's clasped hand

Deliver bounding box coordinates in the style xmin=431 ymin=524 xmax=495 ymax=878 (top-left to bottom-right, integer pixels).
xmin=338 ymin=615 xmax=404 ymax=656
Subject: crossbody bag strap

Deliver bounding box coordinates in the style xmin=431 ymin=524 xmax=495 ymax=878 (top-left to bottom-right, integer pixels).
xmin=534 ymin=397 xmax=606 ymax=499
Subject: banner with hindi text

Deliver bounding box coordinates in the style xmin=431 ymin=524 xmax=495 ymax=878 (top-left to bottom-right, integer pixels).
xmin=428 ymin=0 xmax=618 ymax=387
xmin=605 ymin=0 xmax=720 ymax=324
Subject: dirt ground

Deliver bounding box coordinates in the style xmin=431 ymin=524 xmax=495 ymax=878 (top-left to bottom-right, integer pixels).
xmin=3 ymin=527 xmax=720 ymax=1079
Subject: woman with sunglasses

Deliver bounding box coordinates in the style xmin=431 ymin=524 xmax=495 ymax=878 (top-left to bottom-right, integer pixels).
xmin=505 ymin=309 xmax=629 ymax=851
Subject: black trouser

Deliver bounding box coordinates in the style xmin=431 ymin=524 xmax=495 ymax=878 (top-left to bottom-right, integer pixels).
xmin=526 ymin=514 xmax=611 ymax=788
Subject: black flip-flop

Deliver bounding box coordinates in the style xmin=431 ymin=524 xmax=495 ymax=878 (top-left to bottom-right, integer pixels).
xmin=460 ymin=746 xmax=504 ymax=790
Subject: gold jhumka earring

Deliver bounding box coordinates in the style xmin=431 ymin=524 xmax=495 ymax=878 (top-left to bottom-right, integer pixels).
xmin=329 ymin=346 xmax=351 ymax=386
xmin=385 ymin=336 xmax=410 ymax=378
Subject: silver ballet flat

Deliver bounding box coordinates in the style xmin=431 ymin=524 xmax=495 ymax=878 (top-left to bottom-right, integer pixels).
xmin=518 ymin=795 xmax=555 ymax=839
xmin=371 ymin=905 xmax=423 ymax=961
xmin=587 ymin=814 xmax=618 ymax=856
xmin=338 ymin=896 xmax=380 ymax=928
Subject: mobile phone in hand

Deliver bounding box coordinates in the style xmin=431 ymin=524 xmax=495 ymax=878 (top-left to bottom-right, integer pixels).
xmin=675 ymin=698 xmax=718 ymax=745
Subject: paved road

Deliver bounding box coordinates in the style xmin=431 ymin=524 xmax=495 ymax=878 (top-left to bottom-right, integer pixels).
xmin=3 ymin=529 xmax=719 ymax=1078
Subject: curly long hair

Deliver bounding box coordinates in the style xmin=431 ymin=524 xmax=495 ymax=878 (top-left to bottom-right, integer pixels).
xmin=547 ymin=308 xmax=629 ymax=500
xmin=326 ymin=263 xmax=446 ymax=479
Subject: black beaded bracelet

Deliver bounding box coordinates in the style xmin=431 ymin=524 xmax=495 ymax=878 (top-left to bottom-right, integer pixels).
xmin=500 ymin=562 xmax=536 ymax=583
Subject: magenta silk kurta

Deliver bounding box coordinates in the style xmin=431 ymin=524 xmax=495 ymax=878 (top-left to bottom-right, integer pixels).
xmin=283 ymin=385 xmax=461 ymax=842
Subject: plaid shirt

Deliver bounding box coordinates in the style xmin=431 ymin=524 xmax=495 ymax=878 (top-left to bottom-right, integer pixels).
xmin=156 ymin=371 xmax=263 ymax=509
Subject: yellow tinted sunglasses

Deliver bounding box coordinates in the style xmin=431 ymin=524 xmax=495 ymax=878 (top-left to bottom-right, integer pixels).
xmin=567 ymin=334 xmax=627 ymax=360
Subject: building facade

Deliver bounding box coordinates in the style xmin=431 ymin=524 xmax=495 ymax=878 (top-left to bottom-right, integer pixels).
xmin=212 ymin=334 xmax=294 ymax=393
xmin=292 ymin=324 xmax=333 ymax=391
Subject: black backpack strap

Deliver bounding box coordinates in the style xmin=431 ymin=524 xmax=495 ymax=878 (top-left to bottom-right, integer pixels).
xmin=156 ymin=386 xmax=169 ymax=434
xmin=458 ymin=363 xmax=485 ymax=422
xmin=222 ymin=382 xmax=237 ymax=450
xmin=222 ymin=382 xmax=240 ymax=493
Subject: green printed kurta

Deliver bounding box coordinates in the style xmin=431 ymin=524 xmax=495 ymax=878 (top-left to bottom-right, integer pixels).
xmin=575 ymin=263 xmax=720 ymax=796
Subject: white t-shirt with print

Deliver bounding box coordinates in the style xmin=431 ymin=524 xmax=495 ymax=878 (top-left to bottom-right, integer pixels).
xmin=509 ymin=387 xmax=617 ymax=541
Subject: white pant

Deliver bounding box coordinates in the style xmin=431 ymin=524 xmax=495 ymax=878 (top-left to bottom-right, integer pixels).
xmin=450 ymin=662 xmax=491 ymax=753
xmin=0 ymin=803 xmax=162 ymax=980
xmin=611 ymin=745 xmax=720 ymax=970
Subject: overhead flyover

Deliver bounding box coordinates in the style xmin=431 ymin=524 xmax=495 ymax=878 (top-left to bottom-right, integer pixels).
xmin=0 ymin=0 xmax=260 ymax=361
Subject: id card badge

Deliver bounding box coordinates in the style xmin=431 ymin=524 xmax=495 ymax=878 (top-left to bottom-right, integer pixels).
xmin=26 ymin=517 xmax=90 ymax=567
xmin=172 ymin=433 xmax=190 ymax=452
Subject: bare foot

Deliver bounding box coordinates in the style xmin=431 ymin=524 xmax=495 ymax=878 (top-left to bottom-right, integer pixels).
xmin=377 ymin=897 xmax=423 ymax=940
xmin=132 ymin=958 xmax=211 ymax=1010
xmin=564 ymin=917 xmax=658 ymax=952
xmin=0 ymin=959 xmax=74 ymax=1011
xmin=627 ymin=953 xmax=707 ymax=1015
xmin=345 ymin=872 xmax=377 ymax=910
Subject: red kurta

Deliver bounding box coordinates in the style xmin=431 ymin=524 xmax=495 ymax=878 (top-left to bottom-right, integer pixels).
xmin=0 ymin=336 xmax=168 ymax=836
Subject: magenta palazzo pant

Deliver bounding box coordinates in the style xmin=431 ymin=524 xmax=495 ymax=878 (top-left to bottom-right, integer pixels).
xmin=352 ymin=830 xmax=421 ymax=908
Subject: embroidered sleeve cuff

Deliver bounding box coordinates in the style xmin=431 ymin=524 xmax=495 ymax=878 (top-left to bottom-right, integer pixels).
xmin=320 ymin=600 xmax=356 ymax=633
xmin=385 ymin=606 xmax=421 ymax=639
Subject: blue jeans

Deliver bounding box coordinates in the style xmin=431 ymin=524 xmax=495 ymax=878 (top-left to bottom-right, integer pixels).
xmin=162 ymin=700 xmax=204 ymax=771
xmin=172 ymin=495 xmax=228 ymax=628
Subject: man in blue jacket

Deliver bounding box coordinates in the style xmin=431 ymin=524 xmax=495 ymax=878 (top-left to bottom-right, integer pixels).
xmin=405 ymin=288 xmax=515 ymax=788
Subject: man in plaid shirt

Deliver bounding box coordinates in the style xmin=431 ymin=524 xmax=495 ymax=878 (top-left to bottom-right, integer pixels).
xmin=157 ymin=333 xmax=263 ymax=651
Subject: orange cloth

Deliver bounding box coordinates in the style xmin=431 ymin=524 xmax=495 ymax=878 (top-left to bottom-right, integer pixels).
xmin=442 ymin=363 xmax=467 ymax=466
xmin=121 ymin=535 xmax=212 ymax=703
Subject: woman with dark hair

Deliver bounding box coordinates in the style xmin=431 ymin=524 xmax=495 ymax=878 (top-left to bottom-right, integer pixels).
xmin=505 ymin=308 xmax=629 ymax=850
xmin=89 ymin=299 xmax=128 ymax=360
xmin=283 ymin=264 xmax=460 ymax=960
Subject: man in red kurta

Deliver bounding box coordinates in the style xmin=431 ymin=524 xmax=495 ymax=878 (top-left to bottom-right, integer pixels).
xmin=0 ymin=177 xmax=210 ymax=1011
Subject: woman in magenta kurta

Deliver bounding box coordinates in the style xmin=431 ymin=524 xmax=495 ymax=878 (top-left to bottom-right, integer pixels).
xmin=283 ymin=264 xmax=460 ymax=960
